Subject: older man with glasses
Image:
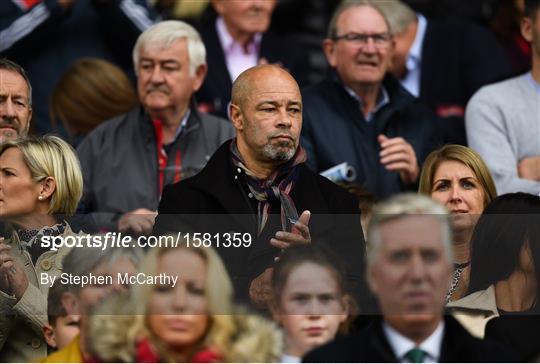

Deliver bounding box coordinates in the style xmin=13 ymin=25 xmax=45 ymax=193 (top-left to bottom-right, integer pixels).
xmin=300 ymin=0 xmax=440 ymax=199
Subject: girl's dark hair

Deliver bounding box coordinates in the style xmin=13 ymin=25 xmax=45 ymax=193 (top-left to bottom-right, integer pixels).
xmin=271 ymin=244 xmax=357 ymax=333
xmin=467 ymin=193 xmax=540 ymax=308
xmin=47 ymin=280 xmax=68 ymax=325
xmin=271 ymin=244 xmax=348 ymax=301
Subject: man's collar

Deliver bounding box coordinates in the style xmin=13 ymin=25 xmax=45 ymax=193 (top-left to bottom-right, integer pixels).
xmin=343 ymin=84 xmax=390 ymax=122
xmin=281 ymin=354 xmax=301 ymax=363
xmin=526 ymin=71 xmax=540 ymax=94
xmin=406 ymin=13 xmax=428 ymax=72
xmin=383 ymin=320 xmax=444 ymax=362
xmin=216 ymin=16 xmax=262 ymax=54
xmin=173 ymin=109 xmax=191 ymax=141
xmin=144 ymin=107 xmax=192 ymax=143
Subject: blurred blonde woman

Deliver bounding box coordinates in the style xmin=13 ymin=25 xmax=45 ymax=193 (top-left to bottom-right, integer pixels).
xmin=0 ymin=135 xmax=83 ymax=362
xmin=419 ymin=144 xmax=497 ymax=301
xmin=89 ymin=242 xmax=282 ymax=362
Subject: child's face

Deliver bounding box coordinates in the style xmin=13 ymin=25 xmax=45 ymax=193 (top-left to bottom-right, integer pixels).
xmin=273 ymin=262 xmax=348 ymax=358
xmin=43 ymin=315 xmax=80 ymax=349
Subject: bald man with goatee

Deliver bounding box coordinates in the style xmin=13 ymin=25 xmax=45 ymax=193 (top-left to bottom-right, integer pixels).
xmin=154 ymin=65 xmax=369 ymax=310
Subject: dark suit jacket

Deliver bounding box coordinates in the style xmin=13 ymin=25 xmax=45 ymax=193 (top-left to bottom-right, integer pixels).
xmin=153 ymin=141 xmax=369 ymax=306
xmin=301 ymin=73 xmax=440 ymax=199
xmin=304 ymin=316 xmax=517 ymax=363
xmin=196 ymin=22 xmax=309 ymax=119
xmin=485 ymin=315 xmax=540 ymax=362
xmin=418 ymin=20 xmax=512 ymax=145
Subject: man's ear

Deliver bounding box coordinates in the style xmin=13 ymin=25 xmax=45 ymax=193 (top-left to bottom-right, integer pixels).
xmin=39 ymin=177 xmax=56 ymax=201
xmin=521 ymin=17 xmax=533 ymax=42
xmin=323 ymin=39 xmax=338 ymax=68
xmin=211 ymin=0 xmax=224 ymax=15
xmin=229 ymin=103 xmax=244 ymax=131
xmin=388 ymin=37 xmax=396 ymax=56
xmin=25 ymin=108 xmax=32 ymax=134
xmin=366 ymin=265 xmax=378 ymax=296
xmin=192 ymin=64 xmax=208 ymax=92
xmin=390 ymin=37 xmax=397 ymax=51
xmin=338 ymin=294 xmax=352 ymax=324
xmin=61 ymin=292 xmax=80 ymax=316
xmin=42 ymin=324 xmax=57 ymax=349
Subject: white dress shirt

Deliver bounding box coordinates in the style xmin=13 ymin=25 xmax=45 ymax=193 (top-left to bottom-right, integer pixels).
xmin=383 ymin=320 xmax=444 ymax=363
xmin=344 ymin=85 xmax=390 ymax=122
xmin=400 ymin=13 xmax=428 ymax=97
xmin=216 ymin=17 xmax=262 ymax=82
xmin=281 ymin=354 xmax=301 ymax=363
xmin=526 ymin=72 xmax=540 ymax=94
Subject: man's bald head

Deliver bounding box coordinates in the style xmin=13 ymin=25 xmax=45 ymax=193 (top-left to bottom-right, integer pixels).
xmin=231 ymin=65 xmax=300 ymax=108
xmin=229 ymin=64 xmax=303 ymax=177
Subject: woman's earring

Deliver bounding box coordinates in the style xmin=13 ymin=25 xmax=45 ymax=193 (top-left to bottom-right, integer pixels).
xmin=38 ymin=196 xmax=43 ymax=201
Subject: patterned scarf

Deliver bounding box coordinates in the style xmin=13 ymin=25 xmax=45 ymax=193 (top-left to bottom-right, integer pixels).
xmin=230 ymin=139 xmax=306 ymax=235
xmin=17 ymin=222 xmax=66 ymax=264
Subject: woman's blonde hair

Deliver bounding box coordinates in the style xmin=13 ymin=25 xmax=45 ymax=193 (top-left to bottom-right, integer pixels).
xmin=89 ymin=239 xmax=282 ymax=362
xmin=418 ymin=144 xmax=497 ymax=207
xmin=129 ymin=241 xmax=239 ymax=361
xmin=0 ymin=135 xmax=83 ymax=215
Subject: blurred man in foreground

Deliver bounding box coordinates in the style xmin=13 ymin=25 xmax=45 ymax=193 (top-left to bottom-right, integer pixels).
xmin=305 ymin=194 xmax=516 ymax=362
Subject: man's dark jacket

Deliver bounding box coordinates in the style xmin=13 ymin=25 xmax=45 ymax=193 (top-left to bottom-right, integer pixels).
xmin=417 ymin=20 xmax=512 ymax=145
xmin=485 ymin=315 xmax=540 ymax=362
xmin=303 ymin=316 xmax=517 ymax=363
xmin=153 ymin=141 xmax=368 ymax=306
xmin=301 ymin=74 xmax=439 ymax=199
xmin=196 ymin=22 xmax=309 ymax=119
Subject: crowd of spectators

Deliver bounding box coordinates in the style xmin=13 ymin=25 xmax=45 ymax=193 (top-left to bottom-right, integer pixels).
xmin=1 ymin=0 xmax=540 ymax=362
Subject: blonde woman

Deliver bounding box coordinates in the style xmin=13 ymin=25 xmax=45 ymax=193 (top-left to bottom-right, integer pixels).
xmin=89 ymin=243 xmax=282 ymax=362
xmin=0 ymin=135 xmax=84 ymax=362
xmin=419 ymin=144 xmax=497 ymax=301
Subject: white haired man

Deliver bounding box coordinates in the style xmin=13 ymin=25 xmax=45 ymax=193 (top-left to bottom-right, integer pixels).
xmin=77 ymin=21 xmax=235 ymax=234
xmin=305 ymin=194 xmax=516 ymax=362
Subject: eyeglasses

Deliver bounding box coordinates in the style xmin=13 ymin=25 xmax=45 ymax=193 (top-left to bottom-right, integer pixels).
xmin=332 ymin=32 xmax=392 ymax=48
